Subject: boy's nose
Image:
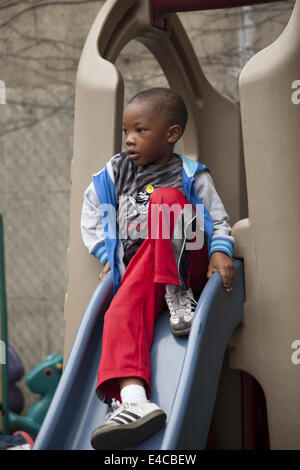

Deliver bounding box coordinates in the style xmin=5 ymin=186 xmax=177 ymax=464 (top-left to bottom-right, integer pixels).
xmin=125 ymin=132 xmax=136 ymax=147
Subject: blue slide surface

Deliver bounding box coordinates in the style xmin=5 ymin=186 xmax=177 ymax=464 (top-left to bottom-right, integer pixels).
xmin=33 ymin=259 xmax=244 ymax=450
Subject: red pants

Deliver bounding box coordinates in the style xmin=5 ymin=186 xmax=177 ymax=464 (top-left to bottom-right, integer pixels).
xmin=96 ymin=188 xmax=209 ymax=402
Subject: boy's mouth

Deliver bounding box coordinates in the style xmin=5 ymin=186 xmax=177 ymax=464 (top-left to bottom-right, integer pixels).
xmin=128 ymin=150 xmax=140 ymax=160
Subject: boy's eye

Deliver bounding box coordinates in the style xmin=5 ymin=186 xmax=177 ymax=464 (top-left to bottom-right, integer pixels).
xmin=137 ymin=128 xmax=145 ymax=133
xmin=123 ymin=129 xmax=128 ymax=135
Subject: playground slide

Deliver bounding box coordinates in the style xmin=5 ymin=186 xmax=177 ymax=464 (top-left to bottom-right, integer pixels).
xmin=33 ymin=259 xmax=244 ymax=450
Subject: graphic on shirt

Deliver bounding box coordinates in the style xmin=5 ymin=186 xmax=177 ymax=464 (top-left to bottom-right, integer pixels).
xmin=146 ymin=185 xmax=154 ymax=194
xmin=126 ymin=186 xmax=153 ymax=223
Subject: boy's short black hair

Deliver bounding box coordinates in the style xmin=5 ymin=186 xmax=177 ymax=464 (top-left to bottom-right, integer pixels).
xmin=128 ymin=87 xmax=188 ymax=136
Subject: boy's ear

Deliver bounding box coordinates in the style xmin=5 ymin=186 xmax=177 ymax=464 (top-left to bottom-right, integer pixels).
xmin=167 ymin=124 xmax=182 ymax=144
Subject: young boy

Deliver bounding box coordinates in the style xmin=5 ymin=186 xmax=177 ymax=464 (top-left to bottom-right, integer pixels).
xmin=81 ymin=88 xmax=235 ymax=450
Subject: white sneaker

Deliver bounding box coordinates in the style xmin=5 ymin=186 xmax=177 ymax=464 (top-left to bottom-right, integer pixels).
xmin=90 ymin=399 xmax=166 ymax=450
xmin=165 ymin=285 xmax=198 ymax=336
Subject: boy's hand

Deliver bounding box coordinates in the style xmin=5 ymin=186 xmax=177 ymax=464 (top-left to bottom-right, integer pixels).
xmin=207 ymin=252 xmax=235 ymax=292
xmin=99 ymin=261 xmax=111 ymax=282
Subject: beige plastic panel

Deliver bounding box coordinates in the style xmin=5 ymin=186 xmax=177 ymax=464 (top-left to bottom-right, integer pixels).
xmin=63 ymin=0 xmax=244 ymax=361
xmin=230 ymin=0 xmax=300 ymax=449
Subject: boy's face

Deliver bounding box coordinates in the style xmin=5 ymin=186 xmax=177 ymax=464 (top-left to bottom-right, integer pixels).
xmin=122 ymin=100 xmax=181 ymax=166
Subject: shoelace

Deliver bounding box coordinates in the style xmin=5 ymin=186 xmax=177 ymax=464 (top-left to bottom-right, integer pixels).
xmin=166 ymin=287 xmax=197 ymax=318
xmin=105 ymin=398 xmax=122 ymax=420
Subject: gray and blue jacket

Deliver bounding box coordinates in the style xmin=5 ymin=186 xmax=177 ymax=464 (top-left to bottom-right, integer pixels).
xmin=81 ymin=153 xmax=235 ymax=294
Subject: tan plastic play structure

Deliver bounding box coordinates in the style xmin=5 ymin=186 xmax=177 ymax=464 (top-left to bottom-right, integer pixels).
xmin=231 ymin=0 xmax=300 ymax=450
xmin=63 ymin=0 xmax=300 ymax=449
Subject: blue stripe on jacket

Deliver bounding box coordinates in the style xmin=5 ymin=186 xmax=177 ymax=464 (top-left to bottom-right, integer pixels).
xmin=93 ymin=168 xmax=120 ymax=294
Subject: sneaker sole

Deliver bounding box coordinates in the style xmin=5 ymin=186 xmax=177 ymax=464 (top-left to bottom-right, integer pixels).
xmin=90 ymin=409 xmax=167 ymax=450
xmin=170 ymin=326 xmax=191 ymax=336
xmin=170 ymin=321 xmax=192 ymax=336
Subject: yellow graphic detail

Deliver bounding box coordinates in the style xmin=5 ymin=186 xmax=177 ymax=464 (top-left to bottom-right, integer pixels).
xmin=146 ymin=185 xmax=154 ymax=194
